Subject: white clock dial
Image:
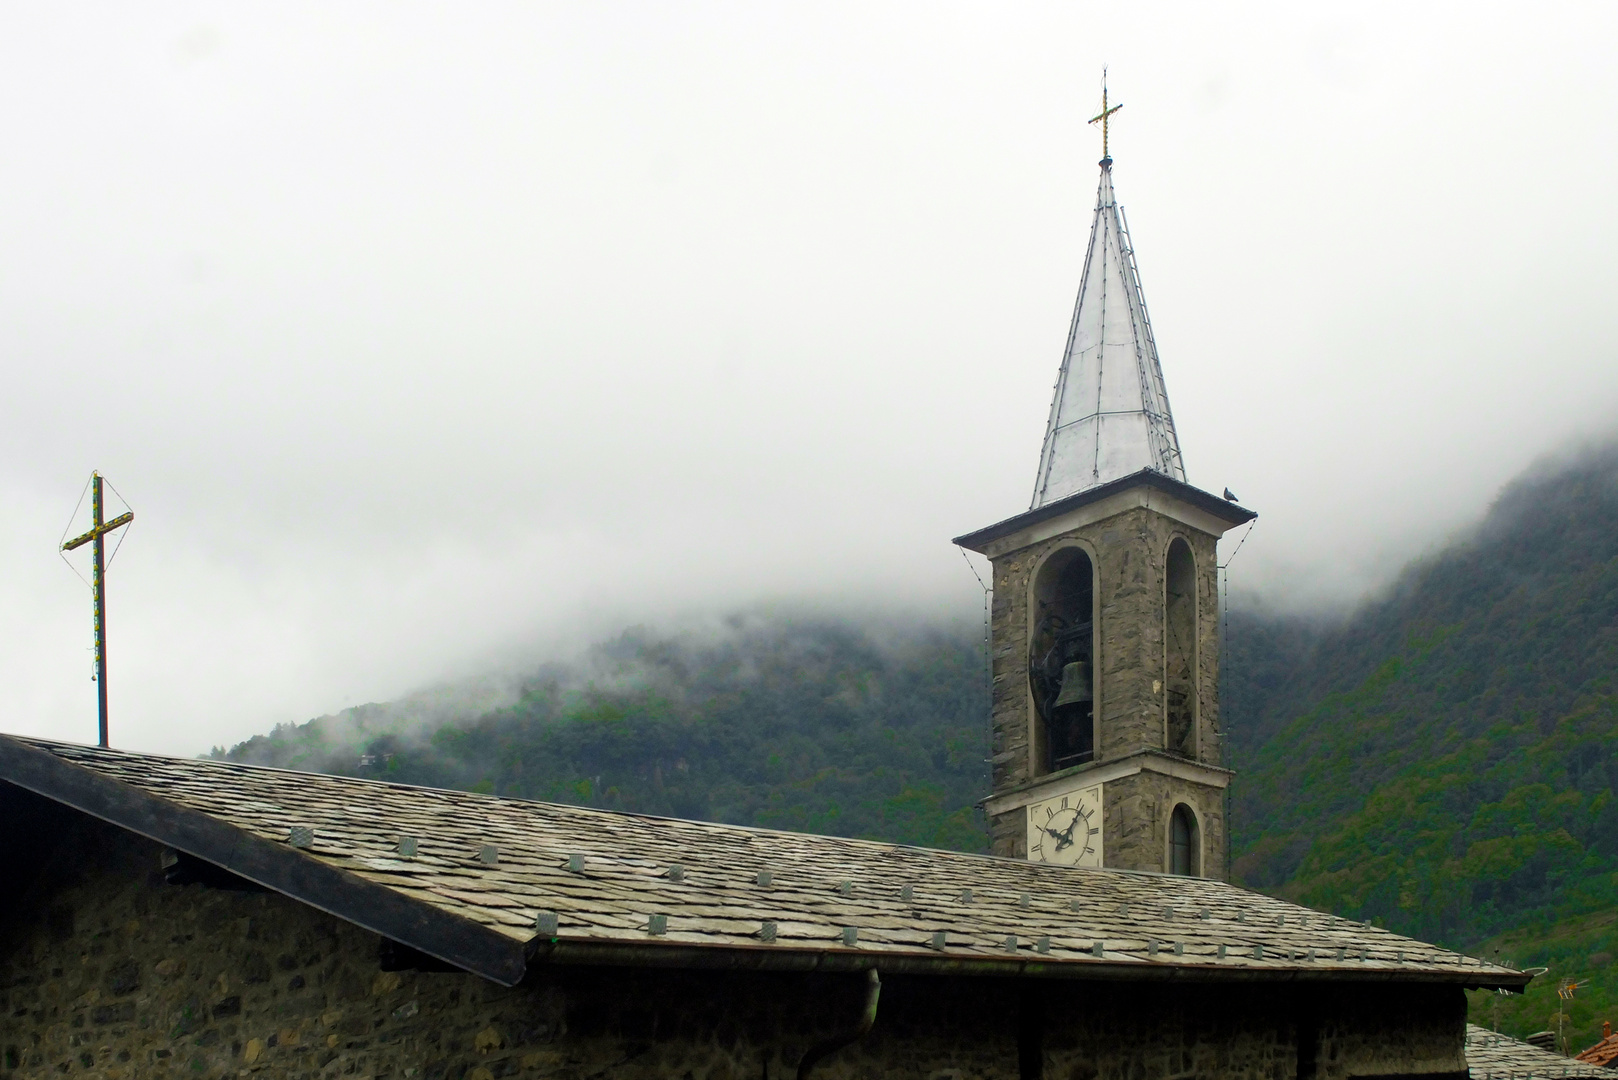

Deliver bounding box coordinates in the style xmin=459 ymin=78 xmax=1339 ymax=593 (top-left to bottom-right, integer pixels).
xmin=1026 ymin=784 xmax=1103 ymax=867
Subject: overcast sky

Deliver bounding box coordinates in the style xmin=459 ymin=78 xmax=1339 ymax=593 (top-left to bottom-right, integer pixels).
xmin=3 ymin=2 xmax=1616 ymax=754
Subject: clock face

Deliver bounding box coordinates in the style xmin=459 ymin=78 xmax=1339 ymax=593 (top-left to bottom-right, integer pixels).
xmin=1027 ymin=784 xmax=1103 ymax=867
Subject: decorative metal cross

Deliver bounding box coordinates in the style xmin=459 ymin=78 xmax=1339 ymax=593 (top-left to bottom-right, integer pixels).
xmin=1089 ymin=77 xmax=1123 ymax=162
xmin=62 ymin=472 xmax=133 ymax=747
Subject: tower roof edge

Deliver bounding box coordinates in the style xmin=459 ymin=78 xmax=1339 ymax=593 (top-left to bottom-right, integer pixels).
xmin=955 ymin=469 xmax=1254 ymax=555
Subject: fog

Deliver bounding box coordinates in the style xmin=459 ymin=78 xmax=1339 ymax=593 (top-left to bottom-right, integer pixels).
xmin=3 ymin=3 xmax=1616 ymax=754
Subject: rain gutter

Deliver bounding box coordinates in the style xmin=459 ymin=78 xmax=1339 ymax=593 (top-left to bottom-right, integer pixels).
xmin=524 ymin=939 xmax=1528 ymax=991
xmin=796 ymin=969 xmax=881 ymax=1080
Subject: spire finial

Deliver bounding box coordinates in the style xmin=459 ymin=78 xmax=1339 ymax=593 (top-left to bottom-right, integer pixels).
xmin=1088 ymin=70 xmax=1122 ymax=164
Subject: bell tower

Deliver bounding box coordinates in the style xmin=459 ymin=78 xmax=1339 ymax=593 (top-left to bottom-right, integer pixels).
xmin=954 ymin=125 xmax=1254 ymax=879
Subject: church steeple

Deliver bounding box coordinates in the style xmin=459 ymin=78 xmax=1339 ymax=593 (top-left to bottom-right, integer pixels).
xmin=955 ymin=83 xmax=1255 ymax=880
xmin=1031 ymin=151 xmax=1185 ymax=509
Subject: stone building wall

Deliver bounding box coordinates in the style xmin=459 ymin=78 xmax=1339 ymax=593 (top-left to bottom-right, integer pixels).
xmin=1 ymin=791 xmax=1461 ymax=1080
xmin=0 ymin=800 xmax=1007 ymax=1080
xmin=988 ymin=797 xmax=1029 ymax=861
xmin=1038 ymin=981 xmax=1466 ymax=1080
xmin=988 ymin=505 xmax=1224 ymax=784
xmin=986 ymin=768 xmax=1228 ymax=879
xmin=986 ymin=500 xmax=1225 ymax=871
xmin=1100 ymin=770 xmax=1227 ymax=882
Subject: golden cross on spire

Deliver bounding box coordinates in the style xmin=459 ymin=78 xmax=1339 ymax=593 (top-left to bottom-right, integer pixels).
xmin=1089 ymin=74 xmax=1122 ymax=162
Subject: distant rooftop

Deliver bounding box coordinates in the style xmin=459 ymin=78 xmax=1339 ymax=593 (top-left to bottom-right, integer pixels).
xmin=1575 ymin=1023 xmax=1618 ymax=1069
xmin=1467 ymin=1025 xmax=1607 ymax=1079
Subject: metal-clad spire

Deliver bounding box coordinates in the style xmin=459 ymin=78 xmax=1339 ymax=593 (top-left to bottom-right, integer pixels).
xmin=1031 ymin=156 xmax=1185 ymax=508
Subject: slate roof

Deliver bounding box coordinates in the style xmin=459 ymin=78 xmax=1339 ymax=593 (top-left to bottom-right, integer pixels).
xmin=1467 ymin=1025 xmax=1608 ymax=1079
xmin=0 ymin=734 xmax=1530 ymax=990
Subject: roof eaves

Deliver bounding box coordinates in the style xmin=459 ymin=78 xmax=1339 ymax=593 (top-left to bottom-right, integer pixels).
xmin=531 ymin=938 xmax=1529 ymax=987
xmin=954 ymin=469 xmax=1256 ymax=553
xmin=0 ymin=733 xmax=530 ymax=987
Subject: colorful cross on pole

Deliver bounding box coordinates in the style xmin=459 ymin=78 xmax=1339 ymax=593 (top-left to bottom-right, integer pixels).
xmin=62 ymin=472 xmax=133 ymax=747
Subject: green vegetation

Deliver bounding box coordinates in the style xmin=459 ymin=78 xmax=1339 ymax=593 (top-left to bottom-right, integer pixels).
xmin=1228 ymin=442 xmax=1618 ymax=1051
xmin=1464 ymin=910 xmax=1618 ymax=1055
xmin=222 ymin=440 xmax=1618 ymax=1054
xmin=222 ymin=616 xmax=990 ymax=853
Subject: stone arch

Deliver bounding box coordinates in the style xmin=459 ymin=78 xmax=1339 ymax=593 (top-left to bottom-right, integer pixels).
xmin=1028 ymin=545 xmax=1097 ymax=775
xmin=1169 ymin=803 xmax=1201 ymax=877
xmin=1164 ymin=536 xmax=1197 ymax=757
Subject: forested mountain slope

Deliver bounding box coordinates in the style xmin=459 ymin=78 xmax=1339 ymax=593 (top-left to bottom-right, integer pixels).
xmin=222 ymin=616 xmax=990 ymax=853
xmin=1224 ymin=441 xmax=1618 ymax=1048
xmin=1228 ymin=443 xmax=1618 ymax=929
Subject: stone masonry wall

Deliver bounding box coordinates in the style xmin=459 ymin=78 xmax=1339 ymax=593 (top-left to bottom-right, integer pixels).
xmin=1 ymin=790 xmax=1462 ymax=1080
xmin=1101 ymin=771 xmax=1227 ymax=881
xmin=986 ymin=501 xmax=1224 ymax=870
xmin=0 ymin=796 xmax=1015 ymax=1080
xmin=988 ymin=505 xmax=1223 ymax=783
xmin=1039 ymin=981 xmax=1466 ymax=1080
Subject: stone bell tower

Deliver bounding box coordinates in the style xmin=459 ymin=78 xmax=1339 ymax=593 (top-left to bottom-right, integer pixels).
xmin=954 ymin=140 xmax=1254 ymax=880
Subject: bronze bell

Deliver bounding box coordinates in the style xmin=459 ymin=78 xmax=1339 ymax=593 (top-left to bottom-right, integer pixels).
xmin=1052 ymin=660 xmax=1092 ymax=708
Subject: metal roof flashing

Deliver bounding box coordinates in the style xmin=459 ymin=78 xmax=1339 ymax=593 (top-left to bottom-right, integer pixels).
xmin=954 ymin=469 xmax=1255 ymax=556
xmin=1031 ymin=159 xmax=1187 ymax=504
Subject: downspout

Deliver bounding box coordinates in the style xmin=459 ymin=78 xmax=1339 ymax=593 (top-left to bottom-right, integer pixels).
xmin=796 ymin=969 xmax=881 ymax=1080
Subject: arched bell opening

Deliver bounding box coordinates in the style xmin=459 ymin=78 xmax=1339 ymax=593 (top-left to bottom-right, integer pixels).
xmin=1169 ymin=804 xmax=1200 ymax=876
xmin=1164 ymin=537 xmax=1197 ymax=758
xmin=1029 ymin=547 xmax=1095 ymax=775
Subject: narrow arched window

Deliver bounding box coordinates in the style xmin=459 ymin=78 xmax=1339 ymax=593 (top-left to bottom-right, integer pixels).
xmin=1029 ymin=548 xmax=1095 ymax=775
xmin=1164 ymin=538 xmax=1197 ymax=757
xmin=1170 ymin=804 xmax=1199 ymax=876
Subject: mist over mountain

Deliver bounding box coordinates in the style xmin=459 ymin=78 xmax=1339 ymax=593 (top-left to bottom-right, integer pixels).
xmin=222 ymin=614 xmax=991 ymax=853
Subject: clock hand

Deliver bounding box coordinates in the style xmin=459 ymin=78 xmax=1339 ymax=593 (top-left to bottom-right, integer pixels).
xmin=1055 ymin=818 xmax=1080 ymax=848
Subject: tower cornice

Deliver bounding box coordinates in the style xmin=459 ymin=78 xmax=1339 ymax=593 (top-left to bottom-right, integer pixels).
xmin=981 ymin=748 xmax=1234 ymax=819
xmin=954 ymin=468 xmax=1254 ymax=557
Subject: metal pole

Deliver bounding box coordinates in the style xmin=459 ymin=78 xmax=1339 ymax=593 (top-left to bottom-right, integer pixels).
xmin=92 ymin=472 xmax=109 ymax=747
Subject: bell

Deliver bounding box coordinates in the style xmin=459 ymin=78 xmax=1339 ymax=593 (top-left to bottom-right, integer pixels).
xmin=1052 ymin=661 xmax=1092 ymax=708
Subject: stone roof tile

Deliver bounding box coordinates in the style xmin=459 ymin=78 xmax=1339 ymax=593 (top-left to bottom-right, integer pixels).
xmin=0 ymin=735 xmax=1531 ymax=991
xmin=1467 ymin=1025 xmax=1608 ymax=1078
